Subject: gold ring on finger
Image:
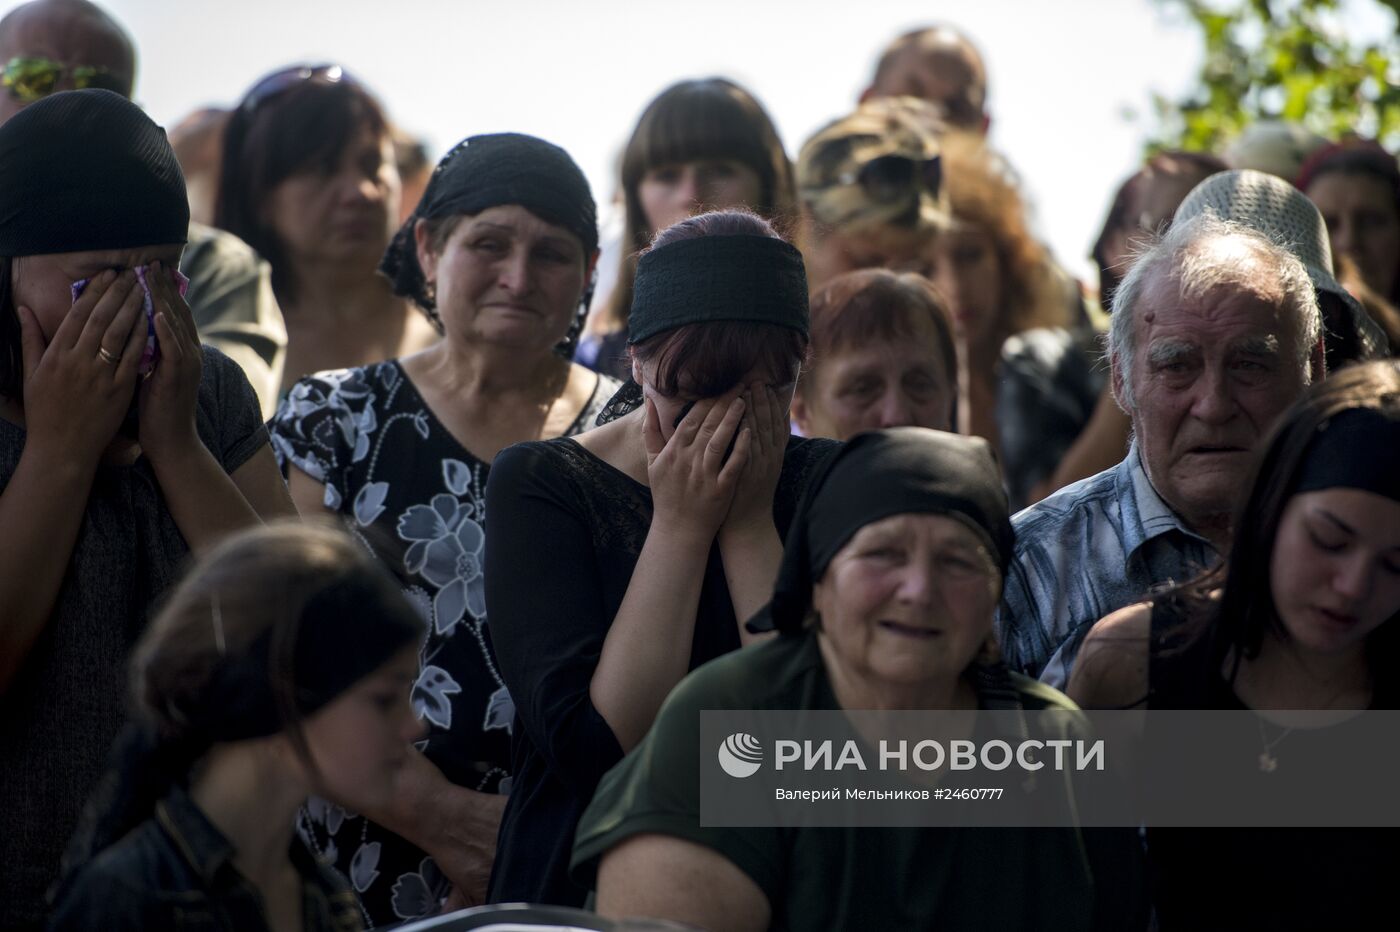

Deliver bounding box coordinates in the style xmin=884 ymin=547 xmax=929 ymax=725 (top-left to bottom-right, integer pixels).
xmin=97 ymin=346 xmax=120 ymax=366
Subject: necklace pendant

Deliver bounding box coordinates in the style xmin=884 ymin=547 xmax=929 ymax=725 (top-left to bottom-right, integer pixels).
xmin=1258 ymin=752 xmax=1278 ymax=773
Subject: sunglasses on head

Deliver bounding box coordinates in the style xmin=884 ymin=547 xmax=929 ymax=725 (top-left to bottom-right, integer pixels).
xmin=838 ymin=154 xmax=943 ymax=205
xmin=2 ymin=56 xmax=125 ymax=103
xmin=238 ymin=63 xmax=358 ymax=114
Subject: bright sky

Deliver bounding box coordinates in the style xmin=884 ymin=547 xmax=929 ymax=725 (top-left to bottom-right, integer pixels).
xmin=17 ymin=0 xmax=1394 ymax=281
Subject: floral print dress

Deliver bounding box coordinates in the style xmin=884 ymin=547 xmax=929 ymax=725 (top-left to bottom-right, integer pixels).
xmin=269 ymin=359 xmax=618 ymax=927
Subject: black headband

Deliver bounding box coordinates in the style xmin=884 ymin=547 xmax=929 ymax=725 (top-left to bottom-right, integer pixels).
xmin=0 ymin=90 xmax=188 ymax=256
xmin=627 ymin=234 xmax=809 ymax=345
xmin=752 ymin=428 xmax=1013 ymax=634
xmin=1293 ymin=407 xmax=1400 ymax=503
xmin=381 ymin=132 xmax=598 ymax=315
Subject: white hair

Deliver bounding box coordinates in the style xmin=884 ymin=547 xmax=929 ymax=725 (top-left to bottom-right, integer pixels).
xmin=1107 ymin=210 xmax=1320 ymax=411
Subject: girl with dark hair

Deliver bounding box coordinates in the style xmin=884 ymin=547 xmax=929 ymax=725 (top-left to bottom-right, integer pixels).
xmin=217 ymin=64 xmax=438 ymax=394
xmin=49 ymin=522 xmax=424 ymax=932
xmin=0 ymin=90 xmax=293 ymax=932
xmin=484 ymin=210 xmax=836 ymax=907
xmin=270 ymin=132 xmax=619 ymax=924
xmin=1069 ymin=359 xmax=1400 ymax=930
xmin=580 ymin=78 xmax=796 ymax=380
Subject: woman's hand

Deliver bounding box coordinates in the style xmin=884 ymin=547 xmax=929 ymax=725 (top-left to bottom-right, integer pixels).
xmin=17 ymin=268 xmax=147 ymax=465
xmin=720 ymin=382 xmax=788 ymax=536
xmin=643 ymin=393 xmax=750 ymax=541
xmin=138 ymin=260 xmax=204 ymax=465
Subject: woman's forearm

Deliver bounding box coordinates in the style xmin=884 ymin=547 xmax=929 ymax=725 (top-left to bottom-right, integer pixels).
xmin=148 ymin=440 xmax=262 ymax=556
xmin=0 ymin=444 xmax=99 ymax=691
xmin=591 ymin=526 xmax=713 ymax=752
xmin=718 ymin=521 xmax=782 ymax=645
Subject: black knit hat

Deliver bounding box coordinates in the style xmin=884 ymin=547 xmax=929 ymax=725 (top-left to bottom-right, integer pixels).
xmin=0 ymin=89 xmax=188 ymax=256
xmin=380 ymin=132 xmax=598 ymax=318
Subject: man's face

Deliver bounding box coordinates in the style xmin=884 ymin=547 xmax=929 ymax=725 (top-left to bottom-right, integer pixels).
xmin=869 ymin=44 xmax=986 ymax=132
xmin=0 ymin=1 xmax=134 ymax=124
xmin=1119 ymin=247 xmax=1310 ymax=532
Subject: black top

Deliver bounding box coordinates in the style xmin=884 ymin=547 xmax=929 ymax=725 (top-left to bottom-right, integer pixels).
xmin=483 ymin=435 xmax=838 ymax=907
xmin=574 ymin=631 xmax=1147 ymax=931
xmin=49 ymin=785 xmax=362 ymax=932
xmin=1145 ymin=596 xmax=1397 ymax=931
xmin=0 ymin=348 xmax=268 ymax=931
xmin=270 ymin=360 xmax=617 ymax=926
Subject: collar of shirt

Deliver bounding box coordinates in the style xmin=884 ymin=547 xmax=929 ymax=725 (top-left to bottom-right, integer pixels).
xmin=1113 ymin=443 xmax=1214 ymax=563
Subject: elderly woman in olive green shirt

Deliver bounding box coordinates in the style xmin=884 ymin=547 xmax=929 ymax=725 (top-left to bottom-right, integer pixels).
xmin=572 ymin=428 xmax=1147 ymax=932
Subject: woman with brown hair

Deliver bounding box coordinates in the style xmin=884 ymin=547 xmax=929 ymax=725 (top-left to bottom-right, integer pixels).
xmin=791 ymin=268 xmax=957 ymax=440
xmin=579 ymin=78 xmax=796 ymax=380
xmin=49 ymin=522 xmax=425 ymax=932
xmin=484 ymin=210 xmax=835 ymax=907
xmin=217 ymin=64 xmax=438 ymax=394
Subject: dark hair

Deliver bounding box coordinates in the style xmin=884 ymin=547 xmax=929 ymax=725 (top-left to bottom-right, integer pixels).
xmin=215 ymin=74 xmax=390 ymax=302
xmin=1168 ymin=360 xmax=1400 ymax=692
xmin=0 ymin=259 xmax=17 ymax=399
xmin=801 ymin=268 xmax=958 ymax=423
xmin=603 ymin=79 xmax=797 ymax=333
xmin=55 ymin=522 xmax=419 ymax=898
xmin=1297 ymin=141 xmax=1400 ymax=305
xmin=1092 ymin=150 xmax=1227 ymax=313
xmin=631 ymin=211 xmax=807 ymax=397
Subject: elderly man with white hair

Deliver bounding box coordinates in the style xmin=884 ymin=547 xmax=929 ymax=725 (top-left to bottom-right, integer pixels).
xmin=997 ymin=209 xmax=1324 ymax=687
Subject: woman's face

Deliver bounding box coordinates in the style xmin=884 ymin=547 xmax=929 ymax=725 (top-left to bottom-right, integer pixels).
xmin=632 ymin=354 xmax=797 ymax=445
xmin=813 ymin=512 xmax=1000 ymax=692
xmin=263 ymin=125 xmax=401 ymax=273
xmin=12 ymin=244 xmax=185 ymax=344
xmin=1306 ymin=172 xmax=1400 ymax=300
xmin=637 ymin=159 xmax=763 ymax=233
xmin=301 ymin=644 xmax=423 ymax=812
xmin=792 ymin=338 xmax=954 ymax=440
xmin=927 ymin=225 xmax=1003 ymax=347
xmin=1269 ymin=487 xmax=1400 ymax=657
xmin=416 ymin=204 xmax=595 ymax=351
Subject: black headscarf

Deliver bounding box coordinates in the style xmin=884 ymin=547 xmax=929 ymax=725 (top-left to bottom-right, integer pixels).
xmin=380 ymin=132 xmax=597 ymax=353
xmin=0 ymin=89 xmax=188 ymax=255
xmin=750 ymin=427 xmax=1013 ymax=634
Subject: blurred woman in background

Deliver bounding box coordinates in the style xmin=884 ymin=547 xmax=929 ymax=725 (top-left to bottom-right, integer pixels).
xmin=218 ymin=64 xmax=437 ymax=395
xmin=791 ymin=268 xmax=957 ymax=440
xmin=580 ymin=78 xmax=796 ymax=380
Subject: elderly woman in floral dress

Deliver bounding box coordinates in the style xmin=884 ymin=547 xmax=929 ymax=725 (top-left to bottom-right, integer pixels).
xmin=269 ymin=133 xmax=619 ymax=925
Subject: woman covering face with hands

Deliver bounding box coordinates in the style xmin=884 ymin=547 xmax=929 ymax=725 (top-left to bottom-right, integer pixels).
xmin=483 ymin=210 xmax=836 ymax=907
xmin=0 ymin=90 xmax=293 ymax=931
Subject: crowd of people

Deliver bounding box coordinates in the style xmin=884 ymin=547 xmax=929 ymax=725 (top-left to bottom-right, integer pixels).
xmin=2 ymin=1 xmax=1399 ymax=930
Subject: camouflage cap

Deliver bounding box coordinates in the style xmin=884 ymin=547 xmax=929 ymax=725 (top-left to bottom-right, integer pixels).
xmin=797 ymin=96 xmax=950 ymax=233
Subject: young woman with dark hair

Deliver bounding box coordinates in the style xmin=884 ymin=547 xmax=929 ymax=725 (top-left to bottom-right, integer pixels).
xmin=217 ymin=64 xmax=437 ymax=394
xmin=484 ymin=210 xmax=835 ymax=907
xmin=1070 ymin=359 xmax=1400 ymax=930
xmin=1298 ymin=139 xmax=1400 ymax=311
xmin=49 ymin=523 xmax=424 ymax=932
xmin=580 ymin=79 xmax=796 ymax=380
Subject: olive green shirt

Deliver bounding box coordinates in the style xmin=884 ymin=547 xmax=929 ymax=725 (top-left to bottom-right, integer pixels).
xmin=573 ymin=632 xmax=1146 ymax=932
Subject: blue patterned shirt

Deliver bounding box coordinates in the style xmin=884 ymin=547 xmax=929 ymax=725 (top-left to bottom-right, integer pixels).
xmin=995 ymin=444 xmax=1218 ymax=689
